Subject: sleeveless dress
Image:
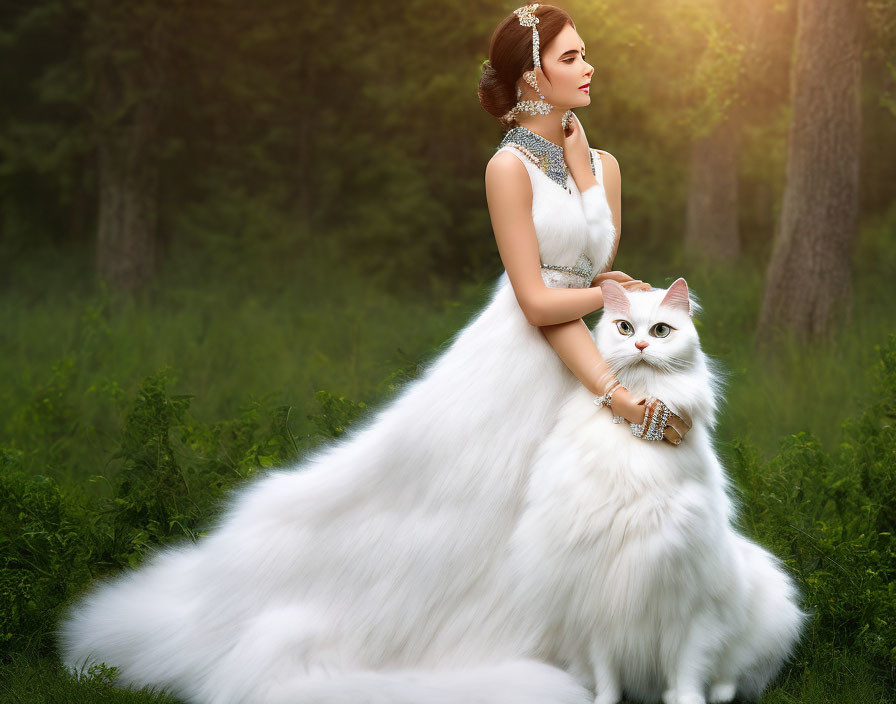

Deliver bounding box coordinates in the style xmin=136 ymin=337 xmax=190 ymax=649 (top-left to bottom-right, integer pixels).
xmin=58 ymin=125 xmax=620 ymax=703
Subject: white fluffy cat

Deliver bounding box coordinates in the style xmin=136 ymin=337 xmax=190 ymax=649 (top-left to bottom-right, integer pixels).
xmin=507 ymin=278 xmax=809 ymax=704
xmin=58 ymin=278 xmax=807 ymax=704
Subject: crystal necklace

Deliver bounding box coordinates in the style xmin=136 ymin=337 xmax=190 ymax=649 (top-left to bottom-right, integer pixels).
xmin=497 ymin=124 xmax=572 ymax=193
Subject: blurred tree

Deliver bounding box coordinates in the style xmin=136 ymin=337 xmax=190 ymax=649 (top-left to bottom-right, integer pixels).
xmin=680 ymin=0 xmax=797 ymax=263
xmin=331 ymin=0 xmax=510 ymax=289
xmin=683 ymin=0 xmax=745 ymax=262
xmin=732 ymin=0 xmax=797 ymax=259
xmin=757 ymin=0 xmax=864 ymax=342
xmin=1 ymin=0 xmax=893 ymax=297
xmin=685 ymin=113 xmax=740 ymax=260
xmin=0 ymin=0 xmax=93 ymax=259
xmin=87 ymin=1 xmax=179 ymax=293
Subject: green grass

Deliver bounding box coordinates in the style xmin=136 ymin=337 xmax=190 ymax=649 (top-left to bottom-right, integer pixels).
xmin=0 ymin=238 xmax=490 ymax=491
xmin=1 ymin=654 xmax=179 ymax=703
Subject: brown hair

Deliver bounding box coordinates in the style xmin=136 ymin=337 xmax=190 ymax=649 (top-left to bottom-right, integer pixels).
xmin=478 ymin=5 xmax=575 ymax=130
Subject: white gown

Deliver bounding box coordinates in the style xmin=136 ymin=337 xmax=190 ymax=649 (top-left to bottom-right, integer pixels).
xmin=59 ymin=129 xmax=619 ymax=704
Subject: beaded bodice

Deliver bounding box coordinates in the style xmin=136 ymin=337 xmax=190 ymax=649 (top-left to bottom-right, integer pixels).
xmin=495 ymin=125 xmax=616 ymax=290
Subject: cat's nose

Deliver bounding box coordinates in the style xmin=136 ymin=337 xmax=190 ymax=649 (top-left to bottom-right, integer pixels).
xmin=635 ymin=340 xmax=649 ymax=351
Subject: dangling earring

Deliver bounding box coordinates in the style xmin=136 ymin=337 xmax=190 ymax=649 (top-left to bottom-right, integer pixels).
xmin=561 ymin=110 xmax=573 ymax=131
xmin=523 ymin=69 xmax=546 ymax=101
xmin=503 ymin=70 xmax=554 ymax=124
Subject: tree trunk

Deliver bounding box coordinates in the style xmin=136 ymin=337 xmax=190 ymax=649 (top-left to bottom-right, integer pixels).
xmin=757 ymin=0 xmax=862 ymax=343
xmin=94 ymin=65 xmax=160 ymax=293
xmin=685 ymin=115 xmax=740 ymax=261
xmin=91 ymin=2 xmax=169 ymax=294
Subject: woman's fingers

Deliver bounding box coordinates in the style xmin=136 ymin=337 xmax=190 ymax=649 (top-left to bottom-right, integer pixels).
xmin=663 ymin=425 xmax=683 ymax=445
xmin=603 ymin=271 xmax=634 ymax=282
xmin=596 ymin=272 xmax=649 ymax=290
xmin=662 ymin=413 xmax=689 ymax=446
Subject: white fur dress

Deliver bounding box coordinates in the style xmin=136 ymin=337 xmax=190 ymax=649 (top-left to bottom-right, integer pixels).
xmin=58 ymin=141 xmax=617 ymax=704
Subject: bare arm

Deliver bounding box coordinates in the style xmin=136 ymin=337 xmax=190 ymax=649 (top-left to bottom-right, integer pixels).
xmin=541 ymin=318 xmax=688 ymax=440
xmin=484 ymin=151 xmax=637 ymax=327
xmin=485 ymin=150 xmax=646 ymax=425
xmin=538 ymin=147 xmax=648 ymax=423
xmin=540 ymin=143 xmax=685 ymax=439
xmin=539 ymin=318 xmax=616 ymax=395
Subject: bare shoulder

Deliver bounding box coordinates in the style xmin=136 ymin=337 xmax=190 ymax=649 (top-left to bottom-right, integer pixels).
xmin=593 ymin=149 xmax=620 ymax=196
xmin=594 ymin=149 xmax=620 ymax=178
xmin=485 ymin=149 xmax=531 ymax=198
xmin=486 ymin=148 xmax=528 ymax=180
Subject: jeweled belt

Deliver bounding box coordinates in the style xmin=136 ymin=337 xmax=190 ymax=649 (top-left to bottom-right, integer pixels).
xmin=540 ymin=251 xmax=594 ymax=283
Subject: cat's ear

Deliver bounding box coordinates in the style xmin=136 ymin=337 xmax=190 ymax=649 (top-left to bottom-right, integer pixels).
xmin=659 ymin=277 xmax=691 ymax=315
xmin=599 ymin=279 xmax=630 ymax=316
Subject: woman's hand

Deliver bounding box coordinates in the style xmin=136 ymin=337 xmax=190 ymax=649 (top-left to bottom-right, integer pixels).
xmin=608 ymin=390 xmax=692 ymax=446
xmin=661 ymin=408 xmax=691 ymax=445
xmin=642 ymin=398 xmax=691 ymax=445
xmin=563 ymin=113 xmax=594 ymax=189
xmin=608 ymin=386 xmax=648 ymax=425
xmin=593 ymin=270 xmax=651 ymax=292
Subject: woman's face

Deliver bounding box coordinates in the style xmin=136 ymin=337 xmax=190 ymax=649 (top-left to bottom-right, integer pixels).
xmin=524 ymin=23 xmax=595 ymax=109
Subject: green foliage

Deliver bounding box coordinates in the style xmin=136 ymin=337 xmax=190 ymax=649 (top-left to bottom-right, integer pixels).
xmin=1 ymin=652 xmax=180 ymax=702
xmin=94 ymin=370 xmax=300 ymax=568
xmin=725 ymin=333 xmax=896 ymax=694
xmin=5 ymin=356 xmax=80 ymax=471
xmin=4 ymin=0 xmax=891 ymax=289
xmin=307 ymin=390 xmax=368 ymax=439
xmin=0 ymin=448 xmax=92 ymax=658
xmin=0 ymin=368 xmax=301 ymax=663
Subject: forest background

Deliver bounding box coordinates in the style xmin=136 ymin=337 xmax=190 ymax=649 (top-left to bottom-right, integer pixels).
xmin=1 ymin=0 xmax=894 ymax=702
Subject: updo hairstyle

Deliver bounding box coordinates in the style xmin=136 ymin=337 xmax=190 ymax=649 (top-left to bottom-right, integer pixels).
xmin=478 ymin=5 xmax=575 ymax=130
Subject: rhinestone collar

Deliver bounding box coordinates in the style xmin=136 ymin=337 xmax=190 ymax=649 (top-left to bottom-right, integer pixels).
xmin=497 ymin=125 xmax=570 ymax=190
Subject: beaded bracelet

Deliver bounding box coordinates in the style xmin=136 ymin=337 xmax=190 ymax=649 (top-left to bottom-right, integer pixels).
xmin=629 ymin=400 xmax=652 ymax=438
xmin=595 ymin=382 xmax=640 ymax=426
xmin=629 ymin=398 xmax=670 ymax=441
xmin=596 ymin=386 xmax=679 ymax=442
xmin=644 ymin=400 xmax=670 ymax=441
xmin=593 ymin=380 xmax=622 ymax=410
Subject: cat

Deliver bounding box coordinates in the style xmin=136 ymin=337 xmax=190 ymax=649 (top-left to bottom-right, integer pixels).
xmin=505 ymin=277 xmax=809 ymax=704
xmin=57 ymin=278 xmax=807 ymax=704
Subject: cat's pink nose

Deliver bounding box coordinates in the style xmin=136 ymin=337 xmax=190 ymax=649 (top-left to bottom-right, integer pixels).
xmin=635 ymin=340 xmax=649 ymax=351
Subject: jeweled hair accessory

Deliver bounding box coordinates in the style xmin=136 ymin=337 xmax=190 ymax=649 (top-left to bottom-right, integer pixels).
xmin=501 ymin=4 xmax=556 ymax=125
xmin=514 ymin=3 xmax=542 ymax=70
xmin=500 ymin=6 xmax=576 ymax=130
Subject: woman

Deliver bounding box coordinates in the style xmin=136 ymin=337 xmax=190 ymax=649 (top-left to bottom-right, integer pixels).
xmin=60 ymin=5 xmax=688 ymax=703
xmin=481 ymin=4 xmax=691 ymax=442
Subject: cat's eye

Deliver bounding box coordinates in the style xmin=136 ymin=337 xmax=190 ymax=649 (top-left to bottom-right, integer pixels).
xmin=650 ymin=323 xmax=672 ymax=338
xmin=615 ymin=320 xmax=634 ymax=336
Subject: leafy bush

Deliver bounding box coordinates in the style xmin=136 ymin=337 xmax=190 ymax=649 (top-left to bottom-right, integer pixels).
xmin=726 ymin=332 xmax=896 ymax=692
xmin=0 ymin=448 xmax=92 ymax=657
xmin=0 ymin=368 xmax=299 ymax=662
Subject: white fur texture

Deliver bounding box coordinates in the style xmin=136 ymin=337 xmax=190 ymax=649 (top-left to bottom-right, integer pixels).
xmin=60 ymin=140 xmax=623 ymax=704
xmin=57 ymin=272 xmax=594 ymax=704
xmin=505 ymin=279 xmax=809 ymax=704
